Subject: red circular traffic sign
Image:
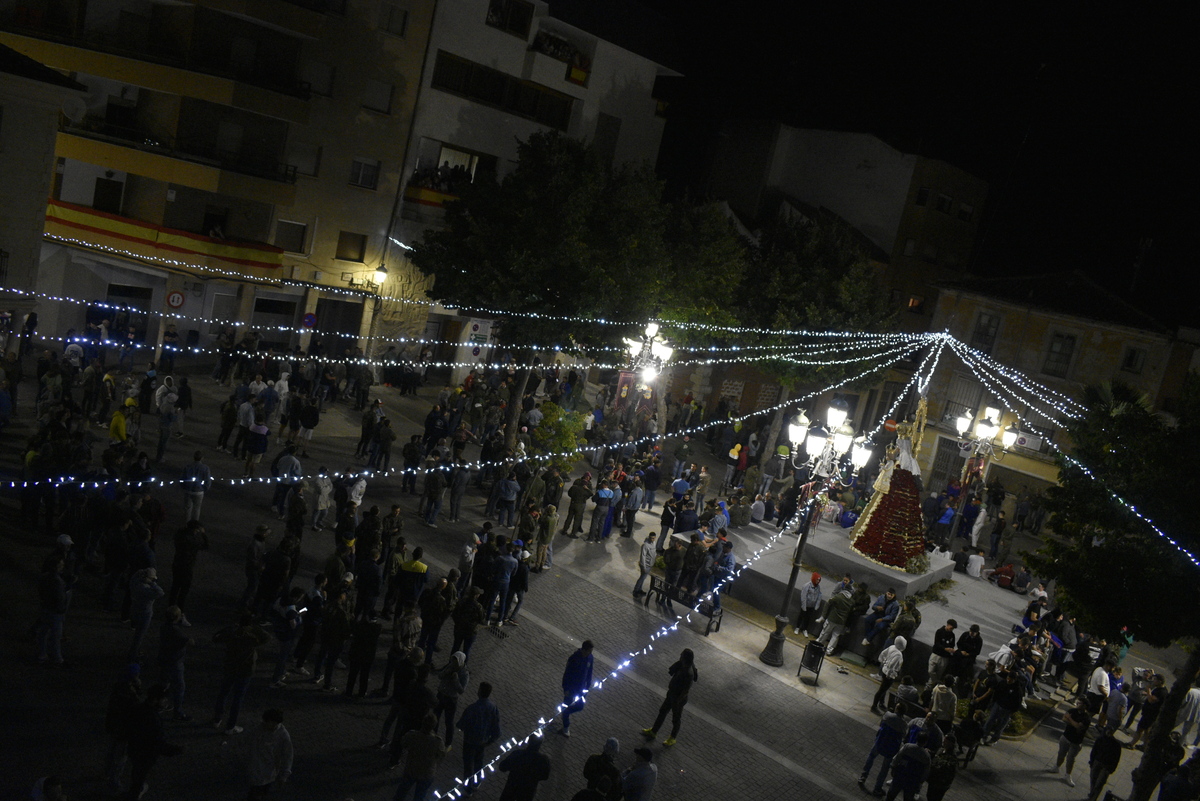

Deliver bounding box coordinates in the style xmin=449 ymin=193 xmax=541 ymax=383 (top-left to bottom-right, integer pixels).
xmin=166 ymin=291 xmax=185 ymax=309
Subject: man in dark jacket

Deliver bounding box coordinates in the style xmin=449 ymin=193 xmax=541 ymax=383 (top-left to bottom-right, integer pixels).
xmin=926 ymin=619 xmax=959 ymax=688
xmin=859 ymin=709 xmax=907 ymax=795
xmin=167 ymin=521 xmax=208 ymax=624
xmin=212 ymin=613 xmax=270 ymax=734
xmin=343 ymin=613 xmax=383 ymax=698
xmin=560 ymin=641 xmax=595 ymax=737
xmin=1087 ymin=730 xmax=1122 ymax=801
xmin=886 ymin=736 xmax=932 ymax=801
xmin=498 ymin=735 xmax=552 ymax=801
xmin=561 ymin=477 xmax=592 ymax=536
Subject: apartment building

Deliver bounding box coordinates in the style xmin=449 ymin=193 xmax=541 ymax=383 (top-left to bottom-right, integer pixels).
xmin=0 ymin=0 xmax=435 ymax=353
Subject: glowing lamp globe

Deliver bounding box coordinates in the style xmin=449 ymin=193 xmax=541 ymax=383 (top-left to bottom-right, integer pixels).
xmin=826 ymin=398 xmax=850 ymax=429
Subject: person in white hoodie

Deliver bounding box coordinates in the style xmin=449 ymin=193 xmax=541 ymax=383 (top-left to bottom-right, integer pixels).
xmin=870 ymin=636 xmax=907 ymax=714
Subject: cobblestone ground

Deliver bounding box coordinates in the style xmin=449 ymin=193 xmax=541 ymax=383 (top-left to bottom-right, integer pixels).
xmin=0 ymin=365 xmax=1037 ymax=801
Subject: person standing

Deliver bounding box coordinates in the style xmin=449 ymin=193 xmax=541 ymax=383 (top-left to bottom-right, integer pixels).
xmin=434 ymin=652 xmax=469 ymax=747
xmin=924 ymin=736 xmax=959 ymax=801
xmin=1053 ymin=699 xmax=1091 ymax=788
xmin=498 ymin=735 xmax=551 ymax=801
xmin=534 ymin=504 xmax=556 ymax=573
xmin=560 ymin=640 xmax=595 ymax=737
xmin=181 ymin=451 xmax=211 ymax=522
xmin=640 ymin=649 xmax=697 ymax=747
xmin=125 ymin=684 xmax=181 ymax=800
xmin=247 ymin=708 xmax=293 ymax=799
xmin=35 ymin=554 xmax=69 ymax=666
xmin=457 ymin=682 xmax=502 ymax=796
xmin=128 ymin=568 xmax=164 ymax=662
xmin=393 ymin=713 xmax=446 ymax=801
xmin=632 ymin=532 xmax=656 ymax=598
xmin=158 ymin=606 xmax=193 ymax=720
xmin=167 ymin=521 xmax=208 ymax=626
xmin=588 ymin=482 xmax=613 ymax=542
xmin=562 ymin=476 xmax=592 ymax=536
xmin=212 ymin=613 xmax=271 ymax=734
xmin=1087 ymin=729 xmax=1121 ymax=801
xmin=926 ymin=619 xmax=958 ymax=689
xmin=343 ymin=612 xmax=384 ymax=698
xmin=791 ymin=573 xmax=823 ymax=636
xmin=886 ymin=735 xmax=932 ymax=801
xmin=870 ymin=637 xmax=907 ymax=714
xmin=582 ymin=737 xmax=621 ymax=799
xmin=621 ymin=747 xmax=658 ymax=801
xmin=451 ymin=586 xmax=486 ymax=659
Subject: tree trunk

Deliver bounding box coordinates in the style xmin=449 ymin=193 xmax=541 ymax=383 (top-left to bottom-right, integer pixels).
xmin=503 ymin=367 xmax=532 ymax=452
xmin=1128 ymin=644 xmax=1200 ymax=801
xmin=759 ymin=385 xmax=791 ymax=466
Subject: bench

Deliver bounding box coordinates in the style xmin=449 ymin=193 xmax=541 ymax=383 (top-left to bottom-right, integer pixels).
xmin=644 ymin=574 xmax=724 ymax=635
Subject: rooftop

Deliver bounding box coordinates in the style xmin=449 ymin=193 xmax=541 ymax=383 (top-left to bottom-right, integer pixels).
xmin=935 ymin=270 xmax=1169 ymax=334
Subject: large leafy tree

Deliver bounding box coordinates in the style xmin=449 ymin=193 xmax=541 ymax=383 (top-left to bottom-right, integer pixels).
xmin=412 ymin=131 xmax=746 ymax=448
xmin=1026 ymin=380 xmax=1200 ymax=801
xmin=736 ymin=213 xmax=900 ymax=461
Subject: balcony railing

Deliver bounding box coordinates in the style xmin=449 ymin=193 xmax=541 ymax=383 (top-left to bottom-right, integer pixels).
xmin=62 ymin=117 xmax=298 ymax=183
xmin=4 ymin=13 xmax=311 ymax=99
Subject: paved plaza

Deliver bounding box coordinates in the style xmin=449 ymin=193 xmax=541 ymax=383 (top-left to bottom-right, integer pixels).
xmin=0 ymin=364 xmax=1180 ymax=800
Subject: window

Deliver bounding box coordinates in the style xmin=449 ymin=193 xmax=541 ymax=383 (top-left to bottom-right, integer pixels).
xmin=486 ymin=0 xmax=533 ymax=38
xmin=335 ymin=231 xmax=367 ymax=262
xmin=958 ymin=202 xmax=975 ymax=222
xmin=920 ymin=242 xmax=938 ymax=263
xmin=907 ymin=295 xmax=925 ymax=314
xmin=380 ymin=4 xmax=408 ymax=36
xmin=0 ymin=249 xmax=8 ymax=285
xmin=288 ymin=143 xmax=322 ymax=177
xmin=1042 ymin=333 xmax=1076 ymax=378
xmin=431 ymin=51 xmax=574 ymax=131
xmin=1121 ymin=346 xmax=1146 ymax=374
xmin=349 ymin=157 xmax=380 ymax=189
xmin=935 ymin=193 xmax=953 ymax=214
xmin=914 ymin=187 xmax=930 ymax=207
xmin=363 ymin=79 xmax=393 ymax=114
xmin=300 ymin=61 xmax=334 ymax=96
xmin=970 ymin=311 xmax=1001 ymax=354
xmin=902 ymin=238 xmax=916 ymax=256
xmin=274 ymin=221 xmax=308 ymax=254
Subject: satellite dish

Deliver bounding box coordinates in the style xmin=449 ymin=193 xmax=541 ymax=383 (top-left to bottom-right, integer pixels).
xmin=62 ymin=97 xmax=87 ymax=123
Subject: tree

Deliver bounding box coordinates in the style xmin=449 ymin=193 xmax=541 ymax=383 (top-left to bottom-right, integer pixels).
xmin=528 ymin=402 xmax=587 ymax=474
xmin=735 ymin=212 xmax=899 ymax=462
xmin=1025 ymin=380 xmax=1200 ymax=801
xmin=412 ymin=131 xmax=747 ymax=450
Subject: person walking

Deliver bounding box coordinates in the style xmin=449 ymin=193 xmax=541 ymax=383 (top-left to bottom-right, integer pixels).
xmin=859 ymin=708 xmax=907 ymax=795
xmin=621 ymin=747 xmax=658 ymax=801
xmin=497 ymin=735 xmax=551 ymax=801
xmin=560 ymin=640 xmax=595 ymax=737
xmin=632 ymin=532 xmax=656 ymax=598
xmin=247 ymin=708 xmax=293 ymax=799
xmin=167 ymin=520 xmax=208 ymax=625
xmin=640 ymin=648 xmax=698 ymax=746
xmin=392 ymin=713 xmax=446 ymax=801
xmin=181 ymin=451 xmax=211 ymax=522
xmin=212 ymin=612 xmax=271 ymax=734
xmin=870 ymin=636 xmax=907 ymax=714
xmin=457 ymin=682 xmax=502 ymax=796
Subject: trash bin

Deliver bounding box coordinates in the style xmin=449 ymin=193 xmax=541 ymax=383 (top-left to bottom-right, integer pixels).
xmin=798 ymin=640 xmax=825 ymax=684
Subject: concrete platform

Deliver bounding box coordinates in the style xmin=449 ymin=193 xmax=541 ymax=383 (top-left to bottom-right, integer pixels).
xmin=727 ymin=518 xmax=954 ymax=621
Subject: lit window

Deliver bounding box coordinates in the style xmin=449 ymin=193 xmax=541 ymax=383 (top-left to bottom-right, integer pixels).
xmin=907 ymin=296 xmax=926 ymax=314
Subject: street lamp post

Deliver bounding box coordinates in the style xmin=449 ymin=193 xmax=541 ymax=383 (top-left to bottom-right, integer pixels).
xmin=947 ymin=406 xmax=1019 ymax=541
xmin=759 ymin=400 xmax=872 ymax=668
xmin=621 ymin=321 xmax=674 ymax=426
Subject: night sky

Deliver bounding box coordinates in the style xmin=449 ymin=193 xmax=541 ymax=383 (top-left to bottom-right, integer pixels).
xmin=642 ymin=2 xmax=1197 ymax=325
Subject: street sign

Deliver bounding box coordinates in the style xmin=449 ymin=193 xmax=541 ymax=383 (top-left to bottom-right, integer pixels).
xmin=883 ymin=419 xmax=898 ymax=432
xmin=302 ymin=313 xmax=317 ymax=328
xmin=166 ymin=291 xmax=185 ymax=309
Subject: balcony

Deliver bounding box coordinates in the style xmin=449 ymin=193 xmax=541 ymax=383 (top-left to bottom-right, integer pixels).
xmin=45 ymin=198 xmax=284 ymax=274
xmin=0 ymin=17 xmax=310 ymax=99
xmin=62 ymin=117 xmax=297 ymax=184
xmin=192 ymin=0 xmax=326 ymax=39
